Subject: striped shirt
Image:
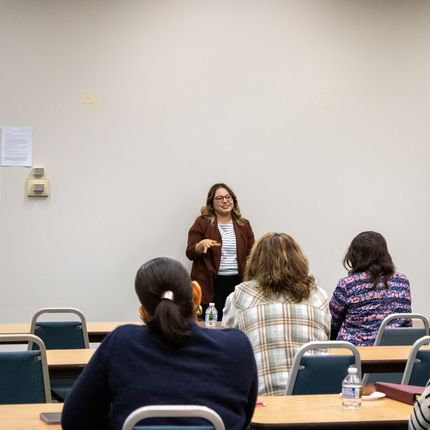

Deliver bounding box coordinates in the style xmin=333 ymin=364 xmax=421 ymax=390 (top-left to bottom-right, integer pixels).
xmin=217 ymin=222 xmax=238 ymax=276
xmin=409 ymin=378 xmax=430 ymax=429
xmin=224 ymin=280 xmax=330 ymax=396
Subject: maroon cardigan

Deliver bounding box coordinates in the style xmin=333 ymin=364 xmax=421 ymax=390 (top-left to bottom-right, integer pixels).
xmin=186 ymin=216 xmax=255 ymax=304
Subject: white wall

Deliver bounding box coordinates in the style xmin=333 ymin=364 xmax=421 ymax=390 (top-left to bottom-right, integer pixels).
xmin=1 ymin=0 xmax=429 ymax=323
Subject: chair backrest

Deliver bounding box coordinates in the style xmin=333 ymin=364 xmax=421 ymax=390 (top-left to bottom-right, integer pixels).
xmin=401 ymin=336 xmax=430 ymax=386
xmin=374 ymin=313 xmax=429 ymax=346
xmin=363 ymin=313 xmax=429 ymax=385
xmin=121 ymin=405 xmax=225 ymax=430
xmin=0 ymin=334 xmax=51 ymax=404
xmin=284 ymin=341 xmax=361 ymax=396
xmin=237 ymin=301 xmax=330 ymax=395
xmin=29 ymin=307 xmax=89 ymax=350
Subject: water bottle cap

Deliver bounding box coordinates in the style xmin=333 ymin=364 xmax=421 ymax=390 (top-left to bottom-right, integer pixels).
xmin=209 ymin=303 xmax=215 ymax=306
xmin=348 ymin=367 xmax=357 ymax=374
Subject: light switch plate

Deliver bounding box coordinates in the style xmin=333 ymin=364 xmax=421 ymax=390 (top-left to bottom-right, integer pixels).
xmin=27 ymin=179 xmax=50 ymax=197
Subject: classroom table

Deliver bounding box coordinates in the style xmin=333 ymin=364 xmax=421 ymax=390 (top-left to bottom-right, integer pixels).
xmin=251 ymin=394 xmax=413 ymax=429
xmin=0 ymin=402 xmax=63 ymax=430
xmin=335 ymin=345 xmax=430 ymax=374
xmin=0 ymin=320 xmax=223 ymax=343
xmin=0 ymin=395 xmax=414 ymax=430
xmin=44 ymin=344 xmax=420 ymax=380
xmin=47 ymin=349 xmax=96 ymax=379
xmin=0 ymin=321 xmax=140 ymax=343
xmin=1 ymin=321 xmax=425 ymax=378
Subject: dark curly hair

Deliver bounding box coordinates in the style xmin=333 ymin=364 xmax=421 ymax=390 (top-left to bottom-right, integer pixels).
xmin=343 ymin=231 xmax=395 ymax=289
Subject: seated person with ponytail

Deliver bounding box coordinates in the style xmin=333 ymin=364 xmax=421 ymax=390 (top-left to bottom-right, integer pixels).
xmin=61 ymin=258 xmax=258 ymax=430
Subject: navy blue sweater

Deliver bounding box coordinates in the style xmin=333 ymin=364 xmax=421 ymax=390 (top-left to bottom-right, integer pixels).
xmin=61 ymin=322 xmax=258 ymax=430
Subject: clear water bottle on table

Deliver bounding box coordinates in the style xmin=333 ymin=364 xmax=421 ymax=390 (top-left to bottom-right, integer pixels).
xmin=205 ymin=303 xmax=218 ymax=327
xmin=342 ymin=367 xmax=362 ymax=409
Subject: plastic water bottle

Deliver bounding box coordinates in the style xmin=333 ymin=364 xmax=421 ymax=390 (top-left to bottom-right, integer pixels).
xmin=342 ymin=367 xmax=362 ymax=409
xmin=205 ymin=303 xmax=218 ymax=327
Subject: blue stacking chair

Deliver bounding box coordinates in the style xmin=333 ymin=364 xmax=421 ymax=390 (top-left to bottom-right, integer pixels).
xmin=364 ymin=313 xmax=429 ymax=385
xmin=401 ymin=336 xmax=430 ymax=386
xmin=121 ymin=405 xmax=225 ymax=430
xmin=284 ymin=341 xmax=361 ymax=396
xmin=29 ymin=307 xmax=89 ymax=402
xmin=0 ymin=334 xmax=51 ymax=404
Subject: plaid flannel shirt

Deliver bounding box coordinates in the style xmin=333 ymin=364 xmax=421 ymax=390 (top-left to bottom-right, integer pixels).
xmin=224 ymin=280 xmax=330 ymax=396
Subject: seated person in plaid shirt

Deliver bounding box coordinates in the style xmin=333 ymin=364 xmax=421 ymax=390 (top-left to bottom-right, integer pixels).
xmin=223 ymin=232 xmax=330 ymax=396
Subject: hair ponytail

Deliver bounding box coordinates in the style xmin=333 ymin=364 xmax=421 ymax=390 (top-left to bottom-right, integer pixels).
xmin=146 ymin=298 xmax=189 ymax=344
xmin=135 ymin=258 xmax=194 ymax=345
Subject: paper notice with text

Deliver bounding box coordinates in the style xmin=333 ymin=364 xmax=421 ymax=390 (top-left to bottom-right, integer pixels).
xmin=1 ymin=126 xmax=32 ymax=166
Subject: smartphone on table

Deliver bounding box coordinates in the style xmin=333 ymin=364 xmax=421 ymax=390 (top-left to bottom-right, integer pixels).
xmin=40 ymin=412 xmax=62 ymax=425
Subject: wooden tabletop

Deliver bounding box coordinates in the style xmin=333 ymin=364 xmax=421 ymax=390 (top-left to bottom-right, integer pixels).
xmin=334 ymin=345 xmax=429 ymax=373
xmin=44 ymin=344 xmax=420 ymax=378
xmin=0 ymin=320 xmax=223 ymax=342
xmin=0 ymin=403 xmax=63 ymax=430
xmin=46 ymin=349 xmax=95 ymax=379
xmin=46 ymin=348 xmax=96 ymax=366
xmin=0 ymin=395 xmax=413 ymax=430
xmin=0 ymin=321 xmax=142 ymax=343
xmin=251 ymin=394 xmax=413 ymax=429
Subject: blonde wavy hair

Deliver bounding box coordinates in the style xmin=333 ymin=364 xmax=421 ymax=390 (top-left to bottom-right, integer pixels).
xmin=200 ymin=183 xmax=245 ymax=226
xmin=244 ymin=232 xmax=316 ymax=302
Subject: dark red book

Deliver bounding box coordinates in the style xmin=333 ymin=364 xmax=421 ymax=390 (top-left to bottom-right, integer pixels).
xmin=375 ymin=382 xmax=425 ymax=405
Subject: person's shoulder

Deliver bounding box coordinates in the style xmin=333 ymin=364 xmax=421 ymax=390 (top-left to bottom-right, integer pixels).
xmin=302 ymin=286 xmax=328 ymax=308
xmin=205 ymin=325 xmax=252 ymax=348
xmin=237 ymin=217 xmax=251 ymax=227
xmin=313 ymin=285 xmax=329 ymax=301
xmin=192 ymin=216 xmax=213 ymax=228
xmin=231 ymin=281 xmax=259 ymax=306
xmin=392 ymin=272 xmax=409 ymax=282
xmin=108 ymin=323 xmax=146 ymax=340
xmin=94 ymin=324 xmax=146 ymax=356
xmin=233 ymin=280 xmax=252 ymax=294
xmin=188 ymin=216 xmax=214 ymax=233
xmin=338 ymin=272 xmax=367 ymax=286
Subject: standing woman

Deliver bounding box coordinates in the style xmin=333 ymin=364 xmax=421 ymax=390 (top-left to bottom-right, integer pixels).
xmin=330 ymin=231 xmax=412 ymax=346
xmin=186 ymin=183 xmax=254 ymax=319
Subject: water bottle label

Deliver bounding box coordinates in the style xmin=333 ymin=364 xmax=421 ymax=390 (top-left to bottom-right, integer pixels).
xmin=342 ymin=386 xmax=362 ymax=399
xmin=208 ymin=313 xmax=216 ymax=321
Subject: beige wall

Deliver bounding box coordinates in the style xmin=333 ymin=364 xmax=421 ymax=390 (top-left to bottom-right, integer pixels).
xmin=1 ymin=0 xmax=429 ymax=323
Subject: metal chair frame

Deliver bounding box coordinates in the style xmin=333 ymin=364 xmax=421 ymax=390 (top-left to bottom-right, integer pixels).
xmin=363 ymin=313 xmax=429 ymax=385
xmin=28 ymin=307 xmax=89 ymax=350
xmin=284 ymin=341 xmax=361 ymax=396
xmin=121 ymin=405 xmax=225 ymax=430
xmin=373 ymin=313 xmax=429 ymax=346
xmin=0 ymin=334 xmax=52 ymax=403
xmin=401 ymin=335 xmax=430 ymax=386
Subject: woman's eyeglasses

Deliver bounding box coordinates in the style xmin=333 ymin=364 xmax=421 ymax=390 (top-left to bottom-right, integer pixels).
xmin=213 ymin=195 xmax=232 ymax=203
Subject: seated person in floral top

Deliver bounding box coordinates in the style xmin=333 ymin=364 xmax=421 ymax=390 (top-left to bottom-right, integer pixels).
xmin=330 ymin=231 xmax=411 ymax=346
xmin=224 ymin=232 xmax=330 ymax=396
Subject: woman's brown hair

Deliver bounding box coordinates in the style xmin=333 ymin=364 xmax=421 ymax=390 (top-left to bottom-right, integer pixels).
xmin=343 ymin=231 xmax=395 ymax=289
xmin=135 ymin=258 xmax=194 ymax=344
xmin=244 ymin=232 xmax=316 ymax=302
xmin=200 ymin=183 xmax=245 ymax=226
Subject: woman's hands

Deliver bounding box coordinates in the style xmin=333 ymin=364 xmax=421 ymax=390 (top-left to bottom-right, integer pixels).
xmin=195 ymin=239 xmax=220 ymax=254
